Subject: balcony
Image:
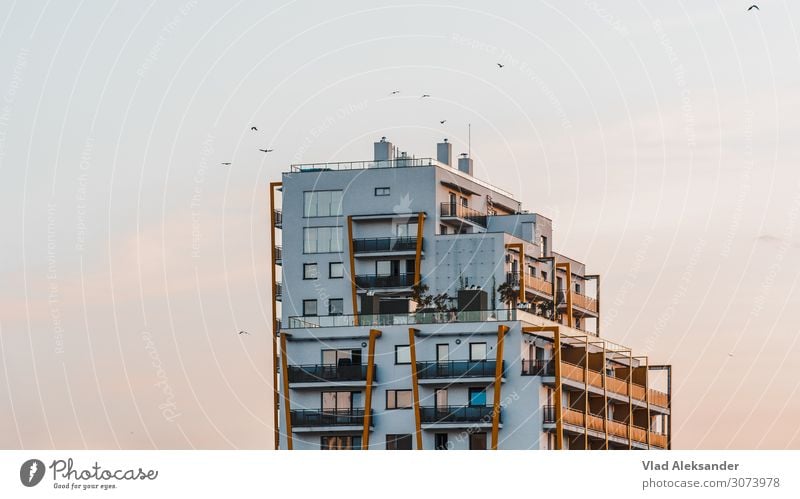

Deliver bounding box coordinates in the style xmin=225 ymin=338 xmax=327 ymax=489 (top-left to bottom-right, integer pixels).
xmin=290 ymin=408 xmax=369 ymax=428
xmin=275 ymin=281 xmax=282 ymax=302
xmin=521 ymin=359 xmax=554 ymax=376
xmin=273 ymin=209 xmax=282 ymax=228
xmin=440 ymin=202 xmax=487 ymax=228
xmin=420 ymin=405 xmax=497 ymax=426
xmin=416 ymin=360 xmax=500 ymax=380
xmin=274 ymin=245 xmax=282 ymax=265
xmin=506 ymin=272 xmax=553 ymax=296
xmin=287 ymin=364 xmax=370 ymax=384
xmin=555 ymin=289 xmax=599 ymax=315
xmin=355 ymin=273 xmax=416 ymax=289
xmin=650 ymin=431 xmax=668 ymax=449
xmin=287 ymin=308 xmax=519 ymax=328
xmin=353 ymin=237 xmax=418 ymax=254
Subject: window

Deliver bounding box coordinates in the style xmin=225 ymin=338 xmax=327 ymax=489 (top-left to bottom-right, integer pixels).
xmin=541 ymin=270 xmax=548 ymax=280
xmin=321 ymin=435 xmax=361 ymax=450
xmin=322 ymin=349 xmax=361 ymax=366
xmin=329 ymin=262 xmax=344 ymax=279
xmin=529 ymin=265 xmax=536 ymax=277
xmin=303 ymin=299 xmax=318 ymax=317
xmin=321 ymin=391 xmax=358 ymax=411
xmin=376 ymin=260 xmax=392 ymax=276
xmin=469 ymin=432 xmax=487 ymax=450
xmin=460 ymin=196 xmax=468 ymax=207
xmin=386 ymin=434 xmax=413 ymax=450
xmin=434 ymin=433 xmax=449 ymax=450
xmin=374 ymin=187 xmax=390 ymax=196
xmin=386 ymin=389 xmax=413 ymax=409
xmin=540 ymin=235 xmax=548 ymax=257
xmin=575 ymin=318 xmax=581 ymax=330
xmin=434 ymin=388 xmax=448 ymax=408
xmin=396 ymin=222 xmax=418 ymax=238
xmin=469 ymin=387 xmax=486 ymax=407
xmin=395 ymin=345 xmax=411 ymax=364
xmin=304 ymin=190 xmax=343 ymax=217
xmin=303 ymin=263 xmax=318 ymax=279
xmin=440 ymin=224 xmax=448 ymax=235
xmin=303 ymin=226 xmax=343 ymax=253
xmin=436 ymin=344 xmax=449 ymax=362
xmin=470 ymin=342 xmax=487 ymax=361
xmin=575 ymin=282 xmax=581 ymax=293
xmin=328 ymin=298 xmax=344 ymax=316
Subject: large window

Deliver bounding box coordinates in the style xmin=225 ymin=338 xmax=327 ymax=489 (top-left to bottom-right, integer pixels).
xmin=328 ymin=298 xmax=344 ymax=316
xmin=469 ymin=387 xmax=486 ymax=407
xmin=386 ymin=434 xmax=413 ymax=450
xmin=321 ymin=391 xmax=359 ymax=411
xmin=395 ymin=222 xmax=418 ymax=238
xmin=321 ymin=435 xmax=361 ymax=450
xmin=303 ymin=226 xmax=343 ymax=253
xmin=304 ymin=190 xmax=343 ymax=217
xmin=303 ymin=299 xmax=318 ymax=317
xmin=303 ymin=263 xmax=318 ymax=279
xmin=470 ymin=342 xmax=487 ymax=361
xmin=469 ymin=432 xmax=487 ymax=450
xmin=395 ymin=345 xmax=411 ymax=364
xmin=386 ymin=390 xmax=413 ymax=410
xmin=329 ymin=262 xmax=344 ymax=278
xmin=322 ymin=349 xmax=361 ymax=366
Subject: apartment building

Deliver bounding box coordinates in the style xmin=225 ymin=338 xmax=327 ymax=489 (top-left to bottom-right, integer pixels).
xmin=269 ymin=137 xmax=671 ymax=450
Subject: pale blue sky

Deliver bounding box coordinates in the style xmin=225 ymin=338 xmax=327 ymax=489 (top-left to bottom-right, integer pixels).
xmin=1 ymin=0 xmax=799 ymax=449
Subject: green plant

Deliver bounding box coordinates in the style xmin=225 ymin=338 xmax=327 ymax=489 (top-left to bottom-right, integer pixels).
xmin=497 ymin=282 xmax=517 ymax=308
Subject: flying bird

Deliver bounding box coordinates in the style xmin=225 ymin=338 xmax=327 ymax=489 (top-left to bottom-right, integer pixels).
xmin=439 ymin=120 xmax=447 ymax=125
xmin=220 ymin=162 xmax=231 ymax=166
xmin=748 ymin=4 xmax=759 ymax=10
xmin=259 ymin=148 xmax=274 ymax=153
xmin=497 ymin=63 xmax=504 ymax=68
xmin=390 ymin=90 xmax=400 ymax=95
xmin=250 ymin=126 xmax=258 ymax=131
xmin=420 ymin=94 xmax=431 ymax=99
xmin=239 ymin=330 xmax=250 ymax=335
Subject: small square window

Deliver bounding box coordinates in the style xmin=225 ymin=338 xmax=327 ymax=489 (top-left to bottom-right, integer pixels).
xmin=469 ymin=387 xmax=486 ymax=407
xmin=374 ymin=187 xmax=390 ymax=196
xmin=469 ymin=432 xmax=487 ymax=450
xmin=303 ymin=263 xmax=318 ymax=279
xmin=386 ymin=389 xmax=413 ymax=409
xmin=303 ymin=299 xmax=318 ymax=317
xmin=470 ymin=342 xmax=487 ymax=361
xmin=440 ymin=224 xmax=448 ymax=235
xmin=386 ymin=434 xmax=412 ymax=450
xmin=328 ymin=298 xmax=344 ymax=316
xmin=395 ymin=345 xmax=411 ymax=364
xmin=329 ymin=262 xmax=344 ymax=279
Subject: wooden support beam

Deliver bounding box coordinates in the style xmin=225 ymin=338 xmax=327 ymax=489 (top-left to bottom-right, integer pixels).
xmin=491 ymin=325 xmax=509 ymax=450
xmin=361 ymin=329 xmax=381 ymax=449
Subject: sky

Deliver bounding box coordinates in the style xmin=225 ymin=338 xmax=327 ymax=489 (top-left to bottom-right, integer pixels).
xmin=1 ymin=0 xmax=800 ymax=450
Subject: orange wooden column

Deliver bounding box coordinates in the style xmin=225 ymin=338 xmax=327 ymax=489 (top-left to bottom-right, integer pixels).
xmin=408 ymin=328 xmax=423 ymax=449
xmin=361 ymin=329 xmax=381 ymax=449
xmin=491 ymin=325 xmax=509 ymax=449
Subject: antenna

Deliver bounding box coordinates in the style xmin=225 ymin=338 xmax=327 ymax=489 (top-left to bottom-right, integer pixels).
xmin=468 ymin=123 xmax=471 ymax=157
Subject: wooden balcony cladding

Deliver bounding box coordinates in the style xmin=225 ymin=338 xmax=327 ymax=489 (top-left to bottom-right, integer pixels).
xmin=631 ymin=425 xmax=648 ymax=444
xmin=649 ymin=389 xmax=669 ymax=408
xmin=571 ymin=291 xmax=598 ymax=313
xmin=560 ymin=361 xmax=585 ymax=383
xmin=586 ymin=369 xmax=603 ymax=389
xmin=586 ymin=413 xmax=605 ymax=432
xmin=607 ymin=420 xmax=628 ymax=439
xmin=606 ymin=376 xmax=628 ymax=396
xmin=527 ymin=275 xmax=553 ymax=295
xmin=631 ymin=383 xmax=647 ymax=402
xmin=563 ymin=407 xmax=585 ymax=426
xmin=650 ymin=432 xmax=668 ymax=449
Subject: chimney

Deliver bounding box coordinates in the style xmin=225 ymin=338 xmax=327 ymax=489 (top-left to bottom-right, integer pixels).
xmin=437 ymin=139 xmax=452 ymax=166
xmin=457 ymin=153 xmax=473 ymax=175
xmin=374 ymin=136 xmax=394 ymax=162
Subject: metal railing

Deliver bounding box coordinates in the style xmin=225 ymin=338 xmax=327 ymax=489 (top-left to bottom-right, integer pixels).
xmin=275 ymin=282 xmax=282 ymax=301
xmin=440 ymin=202 xmax=487 ymax=227
xmin=274 ymin=209 xmax=283 ymax=228
xmin=287 ymin=308 xmax=518 ymax=328
xmin=419 ymin=405 xmax=498 ymax=424
xmin=291 ymin=157 xmax=441 ymax=172
xmin=274 ymin=245 xmax=282 ymax=264
xmin=353 ymin=237 xmax=417 ymax=253
xmin=416 ymin=360 xmax=500 ymax=379
xmin=290 ymin=408 xmax=368 ymax=427
xmin=287 ymin=364 xmax=370 ymax=383
xmin=542 ymin=405 xmax=556 ymax=424
xmin=355 ymin=273 xmax=416 ymax=288
xmin=521 ymin=359 xmax=554 ymax=376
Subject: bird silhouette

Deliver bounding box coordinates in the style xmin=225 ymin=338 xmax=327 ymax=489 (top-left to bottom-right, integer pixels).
xmin=239 ymin=330 xmax=250 ymax=335
xmin=390 ymin=90 xmax=400 ymax=95
xmin=497 ymin=63 xmax=504 ymax=68
xmin=420 ymin=94 xmax=431 ymax=99
xmin=250 ymin=126 xmax=258 ymax=131
xmin=439 ymin=120 xmax=447 ymax=125
xmin=748 ymin=4 xmax=759 ymax=10
xmin=259 ymin=148 xmax=274 ymax=153
xmin=220 ymin=162 xmax=231 ymax=166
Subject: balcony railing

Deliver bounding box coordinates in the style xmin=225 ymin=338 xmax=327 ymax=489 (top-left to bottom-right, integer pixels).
xmin=290 ymin=408 xmax=368 ymax=427
xmin=274 ymin=245 xmax=282 ymax=265
xmin=650 ymin=431 xmax=668 ymax=448
xmin=287 ymin=308 xmax=519 ymax=328
xmin=572 ymin=291 xmax=598 ymax=313
xmin=291 ymin=157 xmax=441 ymax=172
xmin=353 ymin=237 xmax=418 ymax=253
xmin=506 ymin=272 xmax=553 ymax=296
xmin=419 ymin=405 xmax=498 ymax=425
xmin=416 ymin=360 xmax=500 ymax=379
xmin=287 ymin=364 xmax=370 ymax=383
xmin=355 ymin=273 xmax=416 ymax=288
xmin=649 ymin=389 xmax=669 ymax=408
xmin=273 ymin=209 xmax=283 ymax=228
xmin=275 ymin=282 xmax=282 ymax=301
xmin=440 ymin=202 xmax=487 ymax=227
xmin=521 ymin=359 xmax=554 ymax=376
